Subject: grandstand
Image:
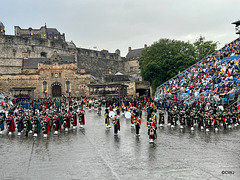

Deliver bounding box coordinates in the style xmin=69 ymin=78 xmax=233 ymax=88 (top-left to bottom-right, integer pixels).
xmin=154 ymin=37 xmax=240 ymax=108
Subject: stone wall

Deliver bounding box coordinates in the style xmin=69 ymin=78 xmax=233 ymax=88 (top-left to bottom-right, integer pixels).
xmin=0 ymin=62 xmax=91 ymax=98
xmin=0 ymin=35 xmax=71 ymax=59
xmin=0 ymin=58 xmax=22 ymax=74
xmin=77 ymin=49 xmax=125 ymax=81
xmin=15 ymin=26 xmax=47 ymax=39
xmin=125 ymin=59 xmax=140 ymax=73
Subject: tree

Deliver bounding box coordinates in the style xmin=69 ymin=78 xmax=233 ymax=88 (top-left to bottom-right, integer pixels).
xmin=193 ymin=35 xmax=218 ymax=61
xmin=139 ymin=37 xmax=217 ymax=91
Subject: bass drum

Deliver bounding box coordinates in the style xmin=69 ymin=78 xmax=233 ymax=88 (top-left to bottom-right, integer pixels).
xmin=109 ymin=111 xmax=115 ymax=118
xmin=125 ymin=111 xmax=131 ymax=119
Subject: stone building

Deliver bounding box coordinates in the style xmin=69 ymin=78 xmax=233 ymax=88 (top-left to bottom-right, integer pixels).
xmin=0 ymin=22 xmax=151 ymax=98
xmin=0 ymin=52 xmax=90 ymax=98
xmin=125 ymin=45 xmax=148 ymax=81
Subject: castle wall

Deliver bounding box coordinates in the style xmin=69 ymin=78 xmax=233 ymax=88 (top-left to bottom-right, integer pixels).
xmin=15 ymin=26 xmax=47 ymax=39
xmin=0 ymin=58 xmax=22 ymax=74
xmin=77 ymin=49 xmax=125 ymax=81
xmin=0 ymin=63 xmax=91 ymax=98
xmin=0 ymin=35 xmax=71 ymax=59
xmin=0 ymin=23 xmax=150 ymax=97
xmin=125 ymin=59 xmax=140 ymax=73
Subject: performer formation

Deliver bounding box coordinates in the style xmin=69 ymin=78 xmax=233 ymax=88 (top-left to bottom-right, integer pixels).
xmin=0 ymin=96 xmax=239 ymax=144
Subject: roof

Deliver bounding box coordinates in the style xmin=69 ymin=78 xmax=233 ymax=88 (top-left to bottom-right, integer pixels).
xmin=22 ymin=55 xmax=75 ymax=69
xmin=47 ymin=28 xmax=60 ymax=34
xmin=126 ymin=48 xmax=144 ymax=60
xmin=88 ymin=82 xmax=128 ymax=88
xmin=232 ymin=20 xmax=240 ymax=25
xmin=22 ymin=58 xmax=47 ymax=69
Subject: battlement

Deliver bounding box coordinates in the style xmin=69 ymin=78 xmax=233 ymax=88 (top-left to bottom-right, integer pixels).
xmin=77 ymin=48 xmax=122 ymax=60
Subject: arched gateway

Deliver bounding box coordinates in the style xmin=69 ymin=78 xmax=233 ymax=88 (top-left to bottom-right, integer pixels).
xmin=52 ymin=82 xmax=62 ymax=97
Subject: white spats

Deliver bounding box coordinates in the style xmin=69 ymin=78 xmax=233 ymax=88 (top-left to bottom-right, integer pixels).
xmin=149 ymin=139 xmax=154 ymax=144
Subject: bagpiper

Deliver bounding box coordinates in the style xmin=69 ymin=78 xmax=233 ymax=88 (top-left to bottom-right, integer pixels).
xmin=134 ymin=115 xmax=141 ymax=136
xmin=71 ymin=110 xmax=77 ymax=129
xmin=78 ymin=106 xmax=85 ymax=128
xmin=32 ymin=114 xmax=41 ymax=137
xmin=63 ymin=110 xmax=71 ymax=132
xmin=15 ymin=114 xmax=24 ymax=136
xmin=23 ymin=114 xmax=32 ymax=136
xmin=6 ymin=113 xmax=15 ymax=135
xmin=41 ymin=116 xmax=50 ymax=138
xmin=113 ymin=115 xmax=120 ymax=136
xmin=97 ymin=102 xmax=102 ymax=115
xmin=158 ymin=109 xmax=165 ymax=127
xmin=52 ymin=113 xmax=61 ymax=135
xmin=147 ymin=117 xmax=157 ymax=144
xmin=0 ymin=112 xmax=5 ymax=135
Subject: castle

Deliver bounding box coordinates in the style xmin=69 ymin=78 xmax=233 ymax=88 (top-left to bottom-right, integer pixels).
xmin=0 ymin=21 xmax=151 ymax=98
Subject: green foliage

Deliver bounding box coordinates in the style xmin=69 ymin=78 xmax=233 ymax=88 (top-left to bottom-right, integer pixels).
xmin=139 ymin=37 xmax=217 ymax=91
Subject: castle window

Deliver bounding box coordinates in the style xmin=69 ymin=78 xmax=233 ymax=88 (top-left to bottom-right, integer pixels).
xmin=43 ymin=81 xmax=47 ymax=92
xmin=66 ymin=81 xmax=70 ymax=93
xmin=41 ymin=52 xmax=47 ymax=57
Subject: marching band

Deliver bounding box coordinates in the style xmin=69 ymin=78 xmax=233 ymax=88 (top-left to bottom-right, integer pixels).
xmin=0 ymin=97 xmax=239 ymax=144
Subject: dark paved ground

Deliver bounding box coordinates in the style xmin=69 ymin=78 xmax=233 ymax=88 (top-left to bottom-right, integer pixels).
xmin=0 ymin=109 xmax=239 ymax=180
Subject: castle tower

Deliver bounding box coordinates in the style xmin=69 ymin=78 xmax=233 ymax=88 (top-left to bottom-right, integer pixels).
xmin=0 ymin=21 xmax=5 ymax=35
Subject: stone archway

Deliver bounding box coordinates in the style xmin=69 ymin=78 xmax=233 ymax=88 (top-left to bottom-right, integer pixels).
xmin=52 ymin=82 xmax=62 ymax=97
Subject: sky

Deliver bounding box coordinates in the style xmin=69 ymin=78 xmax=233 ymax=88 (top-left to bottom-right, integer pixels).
xmin=1 ymin=0 xmax=240 ymax=56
